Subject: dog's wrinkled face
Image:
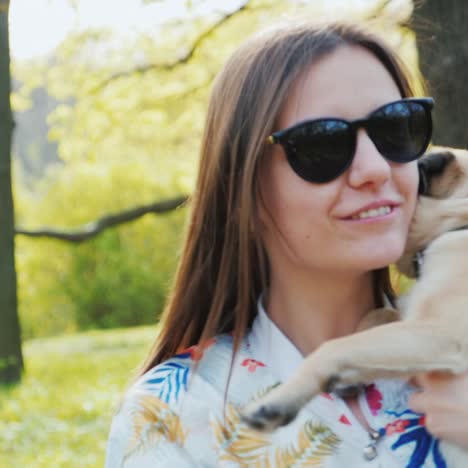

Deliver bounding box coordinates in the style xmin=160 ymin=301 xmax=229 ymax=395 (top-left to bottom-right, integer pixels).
xmin=397 ymin=147 xmax=468 ymax=278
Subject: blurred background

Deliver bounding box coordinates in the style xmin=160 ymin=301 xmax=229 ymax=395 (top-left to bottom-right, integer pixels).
xmin=0 ymin=0 xmax=466 ymax=466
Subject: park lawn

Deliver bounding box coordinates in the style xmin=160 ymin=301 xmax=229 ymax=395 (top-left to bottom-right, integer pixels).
xmin=0 ymin=325 xmax=157 ymax=468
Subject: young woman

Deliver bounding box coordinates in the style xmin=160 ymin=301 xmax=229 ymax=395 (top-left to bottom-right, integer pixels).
xmin=105 ymin=21 xmax=468 ymax=467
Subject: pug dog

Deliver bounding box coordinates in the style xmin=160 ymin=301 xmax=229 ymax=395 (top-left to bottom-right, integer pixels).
xmin=242 ymin=147 xmax=468 ymax=465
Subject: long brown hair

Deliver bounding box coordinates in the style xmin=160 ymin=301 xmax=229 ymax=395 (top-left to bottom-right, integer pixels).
xmin=140 ymin=21 xmax=418 ymax=375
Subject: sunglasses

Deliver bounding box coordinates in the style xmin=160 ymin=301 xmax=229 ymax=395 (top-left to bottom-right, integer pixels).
xmin=267 ymin=97 xmax=434 ymax=184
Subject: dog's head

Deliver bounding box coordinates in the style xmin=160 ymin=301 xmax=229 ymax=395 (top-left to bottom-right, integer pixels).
xmin=397 ymin=146 xmax=468 ymax=278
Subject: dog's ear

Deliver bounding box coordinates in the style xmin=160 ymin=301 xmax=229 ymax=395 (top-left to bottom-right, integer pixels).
xmin=418 ymin=150 xmax=456 ymax=196
xmin=417 ymin=164 xmax=429 ymax=195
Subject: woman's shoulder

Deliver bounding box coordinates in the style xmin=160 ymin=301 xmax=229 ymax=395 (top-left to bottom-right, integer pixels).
xmin=134 ymin=334 xmax=235 ymax=405
xmin=104 ymin=334 xmax=236 ymax=467
xmin=105 ymin=333 xmax=278 ymax=467
xmin=114 ymin=334 xmax=235 ymax=417
xmin=130 ymin=333 xmax=277 ymax=408
xmin=110 ymin=331 xmax=279 ymax=434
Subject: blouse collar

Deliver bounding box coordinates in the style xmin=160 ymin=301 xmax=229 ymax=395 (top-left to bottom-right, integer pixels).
xmin=248 ymin=296 xmax=304 ymax=383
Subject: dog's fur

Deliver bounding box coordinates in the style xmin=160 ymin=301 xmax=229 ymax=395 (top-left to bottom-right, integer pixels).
xmin=242 ymin=147 xmax=468 ymax=465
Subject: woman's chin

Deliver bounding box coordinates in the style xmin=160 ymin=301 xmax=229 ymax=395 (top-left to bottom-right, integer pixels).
xmin=345 ymin=242 xmax=405 ymax=272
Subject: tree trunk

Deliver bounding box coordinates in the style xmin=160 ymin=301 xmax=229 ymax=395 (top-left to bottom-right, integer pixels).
xmin=413 ymin=0 xmax=468 ymax=148
xmin=0 ymin=0 xmax=23 ymax=384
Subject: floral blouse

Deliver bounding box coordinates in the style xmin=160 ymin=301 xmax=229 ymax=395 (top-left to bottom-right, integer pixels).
xmin=105 ymin=304 xmax=449 ymax=467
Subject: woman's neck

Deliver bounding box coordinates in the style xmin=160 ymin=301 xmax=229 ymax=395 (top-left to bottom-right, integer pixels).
xmin=264 ymin=269 xmax=375 ymax=356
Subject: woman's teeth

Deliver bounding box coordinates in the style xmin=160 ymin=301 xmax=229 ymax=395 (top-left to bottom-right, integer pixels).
xmin=351 ymin=206 xmax=392 ymax=220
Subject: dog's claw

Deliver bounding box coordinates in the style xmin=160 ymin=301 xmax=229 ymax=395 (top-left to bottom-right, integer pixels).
xmin=324 ymin=375 xmax=341 ymax=394
xmin=334 ymin=384 xmax=365 ymax=399
xmin=241 ymin=405 xmax=297 ymax=432
xmin=324 ymin=374 xmax=365 ymax=398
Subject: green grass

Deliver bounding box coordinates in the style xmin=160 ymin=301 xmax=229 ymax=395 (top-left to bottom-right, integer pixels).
xmin=0 ymin=326 xmax=157 ymax=467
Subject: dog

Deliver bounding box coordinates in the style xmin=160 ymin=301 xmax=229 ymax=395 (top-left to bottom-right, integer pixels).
xmin=241 ymin=147 xmax=468 ymax=465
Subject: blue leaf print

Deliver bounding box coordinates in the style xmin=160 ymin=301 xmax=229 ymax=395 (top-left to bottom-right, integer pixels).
xmin=379 ymin=408 xmax=447 ymax=468
xmin=143 ymin=359 xmax=190 ymax=404
xmin=392 ymin=427 xmax=431 ymax=467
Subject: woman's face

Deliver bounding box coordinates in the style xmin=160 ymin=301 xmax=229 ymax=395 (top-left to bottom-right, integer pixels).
xmin=258 ymin=45 xmax=419 ymax=276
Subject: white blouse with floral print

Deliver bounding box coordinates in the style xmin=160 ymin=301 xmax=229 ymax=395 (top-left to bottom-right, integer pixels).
xmin=105 ymin=301 xmax=449 ymax=467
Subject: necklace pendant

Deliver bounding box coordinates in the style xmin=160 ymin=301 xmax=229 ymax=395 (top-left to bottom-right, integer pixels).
xmin=363 ymin=443 xmax=378 ymax=461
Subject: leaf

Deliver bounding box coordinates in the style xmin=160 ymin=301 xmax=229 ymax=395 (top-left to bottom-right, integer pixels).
xmin=212 ymin=401 xmax=341 ymax=467
xmin=125 ymin=394 xmax=187 ymax=461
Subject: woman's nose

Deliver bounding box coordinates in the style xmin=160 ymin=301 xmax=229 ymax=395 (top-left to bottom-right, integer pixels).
xmin=347 ymin=129 xmax=391 ymax=189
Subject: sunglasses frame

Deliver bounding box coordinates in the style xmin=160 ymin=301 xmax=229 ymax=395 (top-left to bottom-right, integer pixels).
xmin=266 ymin=97 xmax=434 ymax=183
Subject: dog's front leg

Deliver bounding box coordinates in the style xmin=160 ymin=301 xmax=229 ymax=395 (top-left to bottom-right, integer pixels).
xmin=241 ymin=320 xmax=467 ymax=431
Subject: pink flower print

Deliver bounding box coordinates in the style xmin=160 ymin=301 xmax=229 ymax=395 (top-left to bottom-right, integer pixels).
xmin=385 ymin=419 xmax=410 ymax=436
xmin=181 ymin=338 xmax=216 ymax=361
xmin=365 ymin=384 xmax=383 ymax=416
xmin=339 ymin=414 xmax=352 ymax=425
xmin=241 ymin=358 xmax=266 ymax=373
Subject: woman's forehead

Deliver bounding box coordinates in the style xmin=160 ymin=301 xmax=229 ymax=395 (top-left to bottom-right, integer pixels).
xmin=277 ymin=45 xmax=401 ymax=128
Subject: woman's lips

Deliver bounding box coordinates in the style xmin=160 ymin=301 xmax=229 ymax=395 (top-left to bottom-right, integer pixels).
xmin=342 ymin=205 xmax=399 ymax=223
xmin=339 ymin=200 xmax=401 ymax=220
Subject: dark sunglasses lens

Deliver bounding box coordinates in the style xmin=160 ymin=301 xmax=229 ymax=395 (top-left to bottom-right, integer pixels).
xmin=368 ymin=101 xmax=430 ymax=162
xmin=285 ymin=120 xmax=353 ymax=183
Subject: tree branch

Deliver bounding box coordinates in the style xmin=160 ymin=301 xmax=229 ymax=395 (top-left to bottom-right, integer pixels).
xmin=15 ymin=195 xmax=189 ymax=243
xmin=92 ymin=0 xmax=250 ymax=91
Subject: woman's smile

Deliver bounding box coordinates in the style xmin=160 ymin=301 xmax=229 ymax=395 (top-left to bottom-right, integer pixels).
xmin=339 ymin=200 xmax=402 ymax=223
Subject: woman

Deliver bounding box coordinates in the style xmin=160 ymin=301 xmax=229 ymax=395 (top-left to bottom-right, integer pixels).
xmin=105 ymin=21 xmax=468 ymax=467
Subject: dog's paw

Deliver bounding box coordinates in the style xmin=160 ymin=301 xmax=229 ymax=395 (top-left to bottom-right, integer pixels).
xmin=241 ymin=404 xmax=297 ymax=432
xmin=324 ymin=374 xmax=365 ymax=398
xmin=333 ymin=383 xmax=365 ymax=399
xmin=323 ymin=374 xmax=341 ymax=394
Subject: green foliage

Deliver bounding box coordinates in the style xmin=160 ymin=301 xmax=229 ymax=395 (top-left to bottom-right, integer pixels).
xmin=0 ymin=326 xmax=155 ymax=468
xmin=64 ymin=219 xmax=182 ymax=330
xmin=14 ymin=157 xmax=188 ymax=338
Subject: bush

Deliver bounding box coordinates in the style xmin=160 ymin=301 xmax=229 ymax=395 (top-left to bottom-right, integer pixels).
xmin=15 ymin=159 xmax=190 ymax=339
xmin=63 ymin=215 xmax=183 ymax=330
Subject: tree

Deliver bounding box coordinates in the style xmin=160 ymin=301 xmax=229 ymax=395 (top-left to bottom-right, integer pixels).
xmin=0 ymin=0 xmax=23 ymax=384
xmin=413 ymin=0 xmax=468 ymax=147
